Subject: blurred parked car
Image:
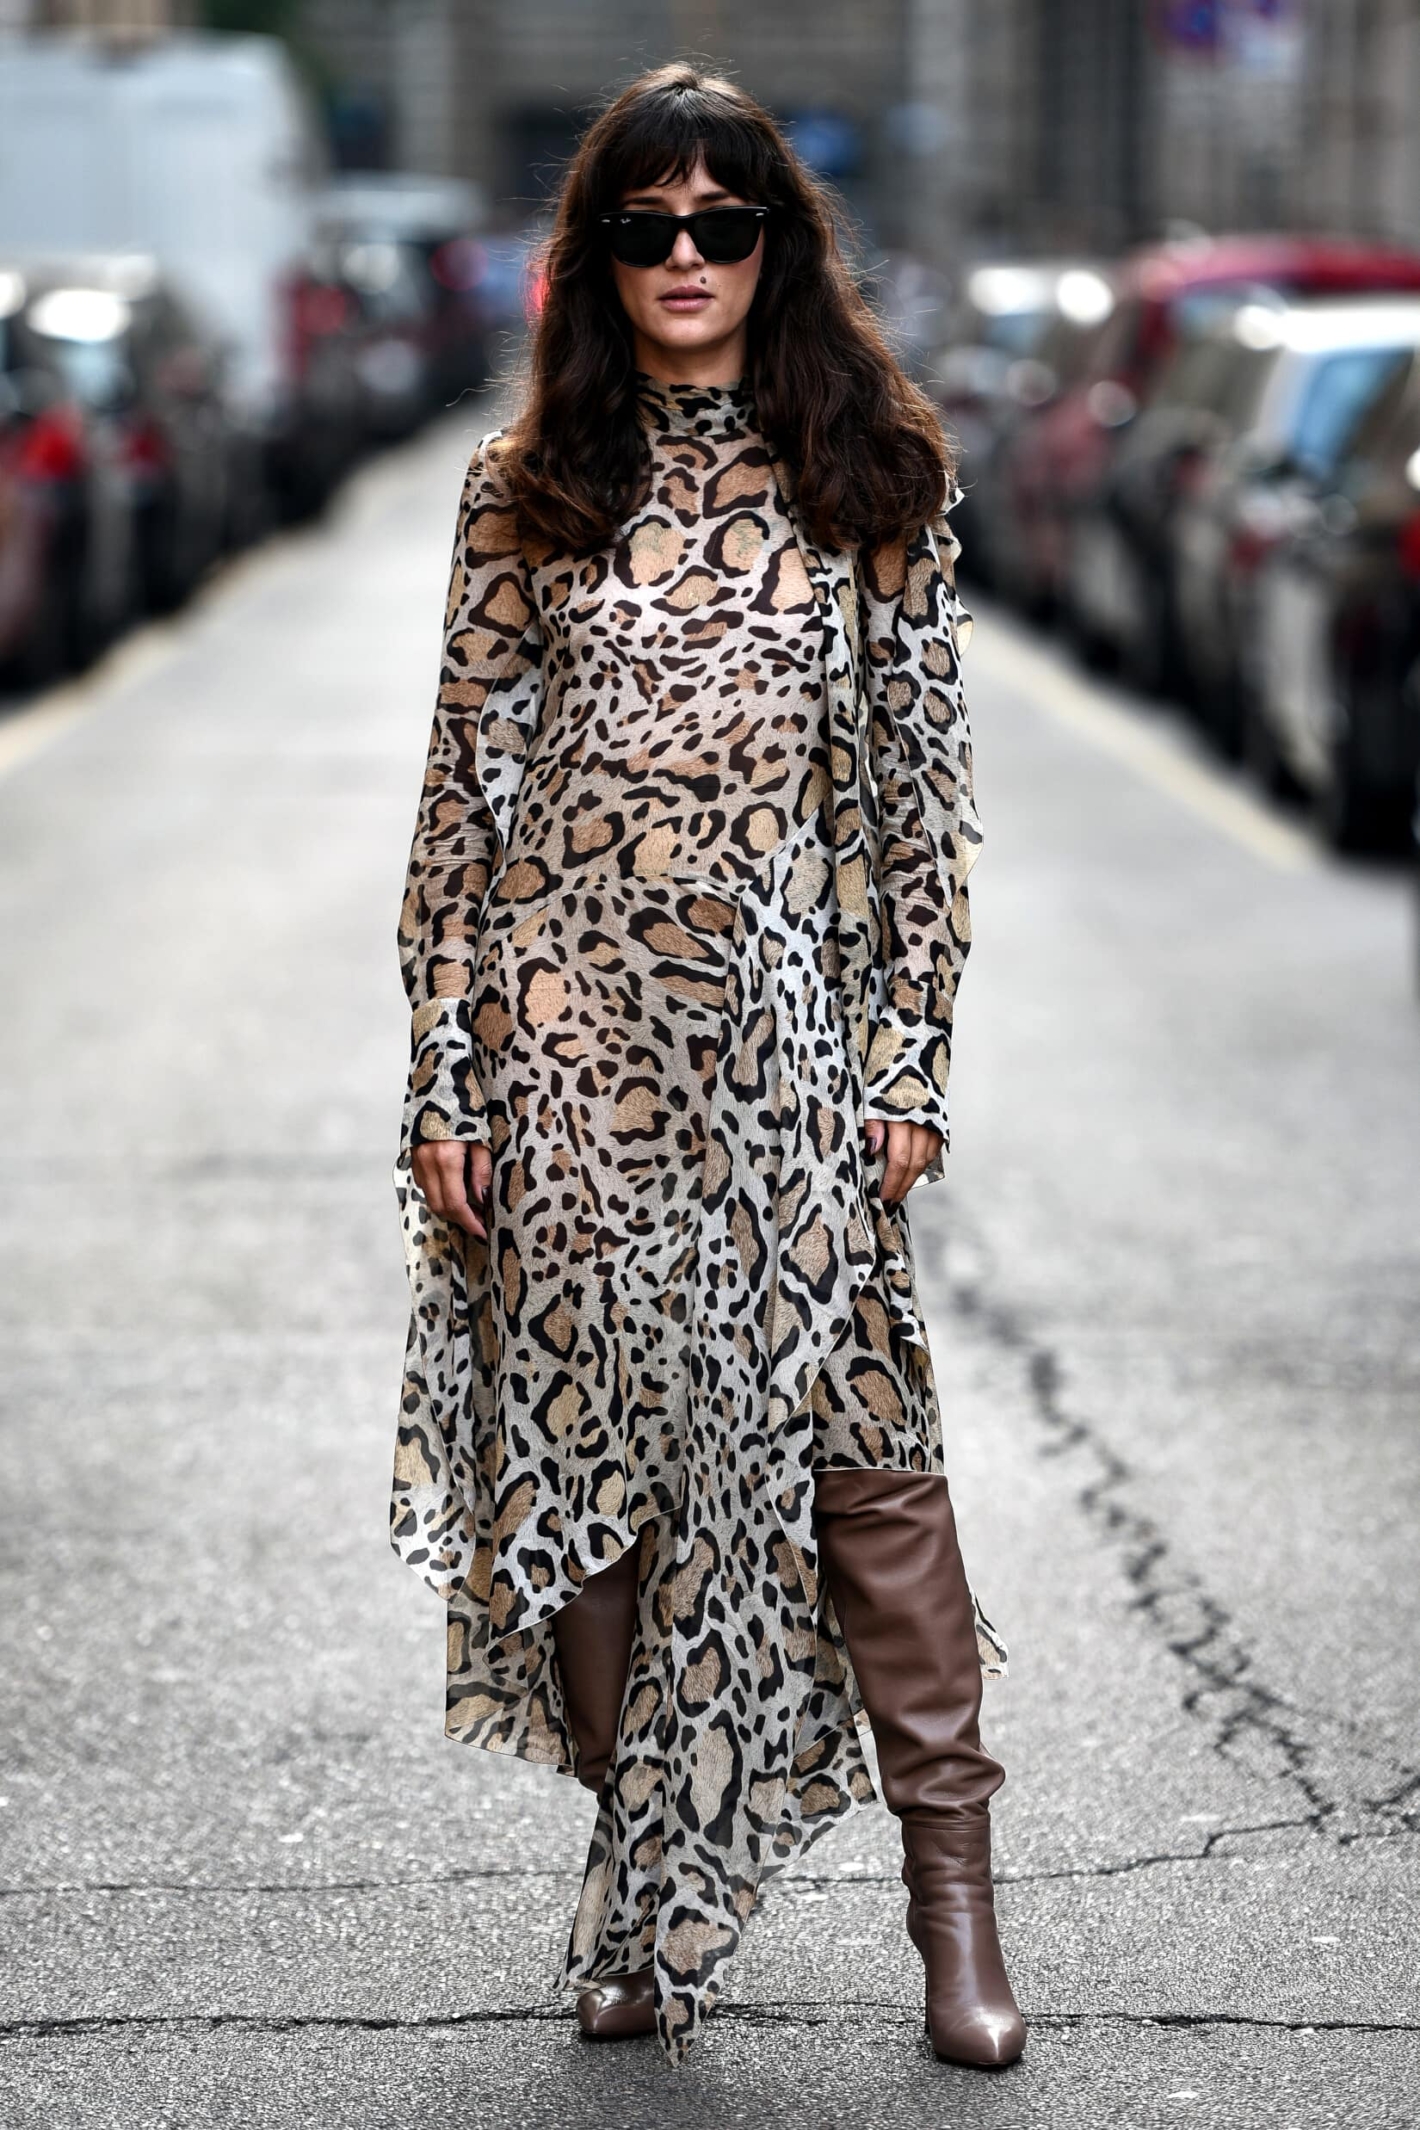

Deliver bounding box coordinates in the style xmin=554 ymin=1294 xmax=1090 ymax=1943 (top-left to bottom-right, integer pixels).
xmin=278 ymin=252 xmax=367 ymax=516
xmin=998 ymin=237 xmax=1420 ymax=631
xmin=926 ymin=258 xmax=1115 ymax=588
xmin=316 ymin=174 xmax=492 ymax=426
xmin=1171 ymin=297 xmax=1420 ymax=773
xmin=0 ymin=259 xmax=134 ymax=681
xmin=1063 ymin=284 xmax=1271 ymax=685
xmin=1249 ymin=336 xmax=1420 ymax=850
xmin=979 ymin=268 xmax=1124 ymax=609
xmin=20 ymin=254 xmax=234 ymax=613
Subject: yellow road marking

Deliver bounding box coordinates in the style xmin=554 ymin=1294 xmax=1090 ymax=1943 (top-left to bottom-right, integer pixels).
xmin=0 ymin=685 xmax=89 ymax=780
xmin=970 ymin=608 xmax=1320 ymax=873
xmin=0 ymin=625 xmax=182 ymax=781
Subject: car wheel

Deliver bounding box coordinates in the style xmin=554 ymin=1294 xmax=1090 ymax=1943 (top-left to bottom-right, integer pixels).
xmin=1201 ymin=669 xmax=1247 ymax=759
xmin=1319 ymin=672 xmax=1412 ymax=854
xmin=1240 ymin=683 xmax=1301 ymax=800
xmin=1061 ymin=588 xmax=1116 ymax=673
xmin=1121 ymin=567 xmax=1175 ymax=700
xmin=13 ymin=560 xmax=72 ymax=689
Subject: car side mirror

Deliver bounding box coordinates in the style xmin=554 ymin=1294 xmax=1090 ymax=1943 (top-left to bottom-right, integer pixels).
xmin=1236 ymin=437 xmax=1297 ymax=482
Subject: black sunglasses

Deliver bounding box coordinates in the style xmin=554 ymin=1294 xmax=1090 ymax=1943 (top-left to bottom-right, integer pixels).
xmin=598 ymin=206 xmax=769 ymax=268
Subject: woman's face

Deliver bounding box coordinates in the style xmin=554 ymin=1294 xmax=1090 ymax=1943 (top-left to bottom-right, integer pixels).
xmin=607 ymin=154 xmax=765 ymax=381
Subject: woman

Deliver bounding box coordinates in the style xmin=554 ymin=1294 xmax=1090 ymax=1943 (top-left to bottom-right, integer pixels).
xmin=390 ymin=63 xmax=1023 ymax=2070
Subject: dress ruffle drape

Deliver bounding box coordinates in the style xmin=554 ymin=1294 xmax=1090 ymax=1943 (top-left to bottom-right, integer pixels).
xmin=391 ymin=384 xmax=1004 ymax=2062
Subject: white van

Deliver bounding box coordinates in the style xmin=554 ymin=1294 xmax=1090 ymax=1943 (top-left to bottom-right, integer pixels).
xmin=0 ymin=31 xmax=323 ymax=437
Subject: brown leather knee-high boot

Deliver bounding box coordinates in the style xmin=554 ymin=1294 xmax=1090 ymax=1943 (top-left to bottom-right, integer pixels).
xmin=813 ymin=1468 xmax=1026 ymax=2069
xmin=550 ymin=1541 xmax=655 ymax=2040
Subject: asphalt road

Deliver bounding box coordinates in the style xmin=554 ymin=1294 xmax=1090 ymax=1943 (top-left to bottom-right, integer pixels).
xmin=2 ymin=409 xmax=1418 ymax=2130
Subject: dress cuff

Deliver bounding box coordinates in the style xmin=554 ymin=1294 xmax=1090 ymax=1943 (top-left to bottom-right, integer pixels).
xmin=407 ymin=996 xmax=489 ymax=1145
xmin=862 ymin=1015 xmax=951 ymax=1146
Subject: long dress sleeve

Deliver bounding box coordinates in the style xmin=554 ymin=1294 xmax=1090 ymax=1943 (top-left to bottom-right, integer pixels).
xmin=399 ymin=441 xmax=543 ymax=1146
xmin=858 ymin=481 xmax=982 ymax=1155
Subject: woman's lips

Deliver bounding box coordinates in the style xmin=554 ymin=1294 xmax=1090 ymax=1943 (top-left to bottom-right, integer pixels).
xmin=659 ymin=289 xmax=711 ymax=309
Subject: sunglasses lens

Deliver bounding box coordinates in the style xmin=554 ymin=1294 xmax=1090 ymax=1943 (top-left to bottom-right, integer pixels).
xmin=603 ymin=210 xmax=765 ymax=266
xmin=693 ymin=210 xmax=764 ymax=263
xmin=605 ymin=214 xmax=677 ymax=266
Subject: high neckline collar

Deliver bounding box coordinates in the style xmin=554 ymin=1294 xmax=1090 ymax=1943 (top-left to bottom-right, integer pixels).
xmin=634 ymin=369 xmax=757 ymax=443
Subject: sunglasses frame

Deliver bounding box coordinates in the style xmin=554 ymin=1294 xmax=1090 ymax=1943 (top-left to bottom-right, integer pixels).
xmin=597 ymin=205 xmax=770 ymax=268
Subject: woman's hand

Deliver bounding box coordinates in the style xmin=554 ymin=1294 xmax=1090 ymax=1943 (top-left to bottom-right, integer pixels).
xmin=864 ymin=1118 xmax=942 ymax=1206
xmin=411 ymin=1141 xmax=492 ymax=1241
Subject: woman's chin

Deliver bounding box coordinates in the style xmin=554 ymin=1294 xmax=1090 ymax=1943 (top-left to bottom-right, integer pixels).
xmin=639 ymin=309 xmax=733 ymax=355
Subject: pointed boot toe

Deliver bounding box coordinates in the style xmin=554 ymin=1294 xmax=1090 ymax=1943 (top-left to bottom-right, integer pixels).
xmin=575 ymin=1970 xmax=656 ymax=2040
xmin=923 ymin=1994 xmax=1027 ymax=2069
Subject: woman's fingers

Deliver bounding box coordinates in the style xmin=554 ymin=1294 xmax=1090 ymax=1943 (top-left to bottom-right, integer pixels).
xmin=910 ymin=1123 xmax=941 ymax=1190
xmin=871 ymin=1119 xmax=944 ymax=1204
xmin=880 ymin=1122 xmax=911 ymax=1204
xmin=411 ymin=1140 xmax=489 ymax=1240
xmin=468 ymin=1141 xmax=493 ymax=1211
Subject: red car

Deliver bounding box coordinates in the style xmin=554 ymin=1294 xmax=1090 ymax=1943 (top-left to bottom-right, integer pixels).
xmin=993 ymin=237 xmax=1420 ymax=622
xmin=0 ymin=261 xmax=134 ymax=685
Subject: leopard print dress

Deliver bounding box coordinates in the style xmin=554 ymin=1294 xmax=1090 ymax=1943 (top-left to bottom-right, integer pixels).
xmin=391 ymin=374 xmax=1005 ymax=2061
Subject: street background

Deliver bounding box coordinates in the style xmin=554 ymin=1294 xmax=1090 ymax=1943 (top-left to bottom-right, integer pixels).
xmin=2 ymin=5 xmax=1419 ymax=2128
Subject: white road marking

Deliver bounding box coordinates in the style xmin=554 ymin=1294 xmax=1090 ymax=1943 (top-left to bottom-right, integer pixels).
xmin=969 ymin=608 xmax=1321 ymax=873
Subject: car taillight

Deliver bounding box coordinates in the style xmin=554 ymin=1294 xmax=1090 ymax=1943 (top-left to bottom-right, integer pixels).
xmin=282 ymin=274 xmax=351 ymax=386
xmin=297 ymin=283 xmax=352 ymax=337
xmin=1399 ymin=511 xmax=1420 ymax=579
xmin=1229 ymin=528 xmax=1274 ymax=574
xmin=18 ymin=407 xmax=83 ymax=482
xmin=124 ymin=417 xmax=171 ymax=474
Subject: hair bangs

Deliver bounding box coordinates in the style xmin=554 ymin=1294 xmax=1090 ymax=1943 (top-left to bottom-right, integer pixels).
xmin=599 ymin=88 xmax=779 ymax=209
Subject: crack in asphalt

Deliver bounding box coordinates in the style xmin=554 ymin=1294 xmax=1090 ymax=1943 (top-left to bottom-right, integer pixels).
xmin=1 ymin=2007 xmax=1416 ymax=2044
xmin=0 ymin=1868 xmax=583 ymax=1902
xmin=0 ymin=1817 xmax=1326 ymax=1904
xmin=926 ymin=1213 xmax=1420 ymax=1846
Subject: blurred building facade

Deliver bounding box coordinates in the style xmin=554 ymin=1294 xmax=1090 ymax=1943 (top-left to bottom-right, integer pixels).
xmin=6 ymin=2 xmax=1420 ymax=264
xmin=3 ymin=0 xmax=192 ymax=21
xmin=929 ymin=0 xmax=1420 ymax=261
xmin=299 ymin=0 xmax=918 ymax=244
xmin=288 ymin=0 xmax=1420 ymax=259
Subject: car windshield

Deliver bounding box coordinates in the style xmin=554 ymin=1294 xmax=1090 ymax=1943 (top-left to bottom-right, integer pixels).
xmin=1287 ymin=345 xmax=1415 ymax=477
xmin=32 ymin=332 xmax=132 ymax=407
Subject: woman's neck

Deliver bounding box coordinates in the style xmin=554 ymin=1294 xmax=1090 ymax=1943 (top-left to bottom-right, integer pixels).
xmin=630 ymin=326 xmax=749 ymax=389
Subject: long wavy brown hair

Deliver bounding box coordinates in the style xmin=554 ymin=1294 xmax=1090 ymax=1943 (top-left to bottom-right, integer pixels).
xmin=499 ymin=63 xmax=954 ymax=557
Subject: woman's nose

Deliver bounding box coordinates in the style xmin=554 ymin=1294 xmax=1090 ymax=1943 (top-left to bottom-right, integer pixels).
xmin=668 ymin=228 xmax=704 ymax=270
